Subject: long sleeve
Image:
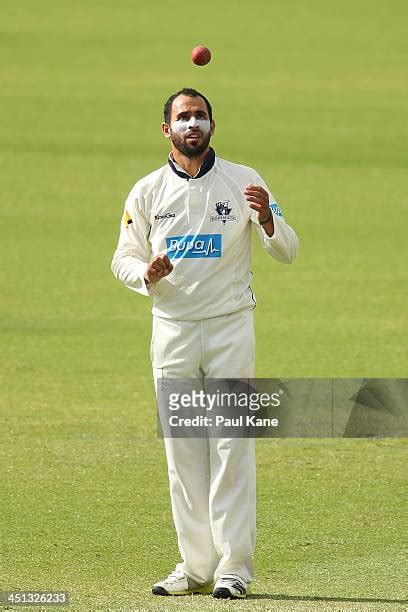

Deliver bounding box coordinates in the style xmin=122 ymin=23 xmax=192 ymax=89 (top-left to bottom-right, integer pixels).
xmin=111 ymin=187 xmax=153 ymax=296
xmin=255 ymin=213 xmax=299 ymax=264
xmin=251 ymin=173 xmax=299 ymax=264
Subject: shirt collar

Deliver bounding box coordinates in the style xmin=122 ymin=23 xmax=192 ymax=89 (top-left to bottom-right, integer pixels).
xmin=168 ymin=147 xmax=216 ymax=180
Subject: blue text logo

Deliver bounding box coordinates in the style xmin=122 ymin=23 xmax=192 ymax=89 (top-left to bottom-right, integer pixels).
xmin=270 ymin=203 xmax=284 ymax=218
xmin=166 ymin=234 xmax=222 ymax=259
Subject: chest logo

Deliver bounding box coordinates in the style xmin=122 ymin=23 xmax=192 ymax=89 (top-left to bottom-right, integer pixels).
xmin=210 ymin=200 xmax=237 ymax=224
xmin=166 ymin=234 xmax=222 ymax=259
xmin=154 ymin=212 xmax=176 ymax=221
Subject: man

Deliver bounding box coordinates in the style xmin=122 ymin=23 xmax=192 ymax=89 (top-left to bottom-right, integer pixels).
xmin=111 ymin=88 xmax=299 ymax=599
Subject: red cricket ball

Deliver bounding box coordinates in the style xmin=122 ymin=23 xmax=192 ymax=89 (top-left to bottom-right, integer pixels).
xmin=191 ymin=45 xmax=212 ymax=66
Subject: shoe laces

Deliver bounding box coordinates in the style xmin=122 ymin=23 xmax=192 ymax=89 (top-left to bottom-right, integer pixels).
xmin=167 ymin=571 xmax=186 ymax=583
xmin=218 ymin=574 xmax=246 ymax=587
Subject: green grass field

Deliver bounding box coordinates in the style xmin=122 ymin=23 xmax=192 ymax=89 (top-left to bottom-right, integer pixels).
xmin=1 ymin=1 xmax=407 ymax=610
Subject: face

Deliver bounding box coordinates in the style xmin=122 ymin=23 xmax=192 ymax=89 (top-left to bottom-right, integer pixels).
xmin=162 ymin=95 xmax=215 ymax=158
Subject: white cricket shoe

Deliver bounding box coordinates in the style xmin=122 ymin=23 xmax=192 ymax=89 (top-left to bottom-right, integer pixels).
xmin=152 ymin=571 xmax=214 ymax=596
xmin=212 ymin=574 xmax=248 ymax=599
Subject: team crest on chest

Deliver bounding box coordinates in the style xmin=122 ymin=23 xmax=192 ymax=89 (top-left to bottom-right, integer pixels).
xmin=210 ymin=200 xmax=237 ymax=224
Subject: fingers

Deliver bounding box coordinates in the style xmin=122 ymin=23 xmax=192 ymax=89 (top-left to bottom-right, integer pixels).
xmin=244 ymin=184 xmax=268 ymax=197
xmin=244 ymin=184 xmax=269 ymax=207
xmin=151 ymin=258 xmax=166 ymax=274
xmin=245 ymin=195 xmax=267 ymax=204
xmin=147 ymin=254 xmax=173 ymax=283
xmin=161 ymin=254 xmax=172 ymax=268
xmin=245 ymin=185 xmax=272 ymax=225
xmin=248 ymin=202 xmax=265 ymax=212
xmin=153 ymin=255 xmax=173 ymax=276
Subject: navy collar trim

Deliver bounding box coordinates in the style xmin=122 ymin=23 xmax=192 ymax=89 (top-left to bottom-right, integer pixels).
xmin=168 ymin=147 xmax=216 ymax=180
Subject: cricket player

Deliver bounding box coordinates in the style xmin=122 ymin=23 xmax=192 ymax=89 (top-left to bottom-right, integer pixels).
xmin=111 ymin=88 xmax=299 ymax=599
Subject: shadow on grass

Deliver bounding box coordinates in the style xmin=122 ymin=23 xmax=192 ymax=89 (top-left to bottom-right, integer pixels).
xmin=249 ymin=594 xmax=408 ymax=605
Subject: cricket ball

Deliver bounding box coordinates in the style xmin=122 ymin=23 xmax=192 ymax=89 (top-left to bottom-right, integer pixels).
xmin=192 ymin=45 xmax=212 ymax=66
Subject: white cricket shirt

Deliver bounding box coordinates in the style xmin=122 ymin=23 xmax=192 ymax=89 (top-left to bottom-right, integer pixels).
xmin=111 ymin=149 xmax=299 ymax=321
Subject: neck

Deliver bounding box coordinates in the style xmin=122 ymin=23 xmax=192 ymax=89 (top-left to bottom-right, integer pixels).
xmin=171 ymin=147 xmax=210 ymax=177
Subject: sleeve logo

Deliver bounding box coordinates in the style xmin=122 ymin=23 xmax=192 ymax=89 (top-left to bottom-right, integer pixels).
xmin=270 ymin=203 xmax=284 ymax=218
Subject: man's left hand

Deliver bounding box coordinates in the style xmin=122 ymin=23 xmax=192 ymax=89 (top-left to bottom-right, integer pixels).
xmin=244 ymin=184 xmax=274 ymax=236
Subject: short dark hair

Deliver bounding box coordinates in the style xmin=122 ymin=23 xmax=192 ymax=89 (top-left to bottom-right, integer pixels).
xmin=163 ymin=88 xmax=213 ymax=124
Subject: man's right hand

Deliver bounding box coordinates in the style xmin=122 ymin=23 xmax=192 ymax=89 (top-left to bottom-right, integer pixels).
xmin=144 ymin=254 xmax=174 ymax=285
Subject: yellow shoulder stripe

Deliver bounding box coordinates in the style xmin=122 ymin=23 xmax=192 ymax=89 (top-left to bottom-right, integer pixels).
xmin=123 ymin=210 xmax=133 ymax=228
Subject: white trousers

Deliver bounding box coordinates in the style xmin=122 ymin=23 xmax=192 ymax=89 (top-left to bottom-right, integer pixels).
xmin=151 ymin=309 xmax=256 ymax=585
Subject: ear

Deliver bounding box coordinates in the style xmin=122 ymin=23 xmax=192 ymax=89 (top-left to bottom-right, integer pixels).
xmin=162 ymin=122 xmax=172 ymax=139
xmin=210 ymin=120 xmax=216 ymax=136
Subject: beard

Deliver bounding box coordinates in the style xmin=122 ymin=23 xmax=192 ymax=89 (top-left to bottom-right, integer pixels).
xmin=170 ymin=130 xmax=211 ymax=158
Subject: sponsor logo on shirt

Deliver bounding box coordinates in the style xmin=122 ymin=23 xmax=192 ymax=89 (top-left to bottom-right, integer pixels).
xmin=210 ymin=200 xmax=237 ymax=224
xmin=166 ymin=234 xmax=222 ymax=259
xmin=154 ymin=212 xmax=176 ymax=220
xmin=270 ymin=203 xmax=284 ymax=218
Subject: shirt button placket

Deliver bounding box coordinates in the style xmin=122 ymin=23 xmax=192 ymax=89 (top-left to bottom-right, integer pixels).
xmin=187 ymin=181 xmax=203 ymax=218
